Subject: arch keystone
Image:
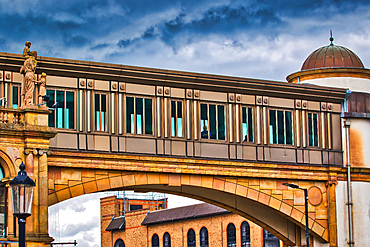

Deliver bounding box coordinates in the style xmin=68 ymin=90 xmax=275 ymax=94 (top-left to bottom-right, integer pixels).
xmin=224 ymin=181 xmax=236 ymax=193
xmin=213 ymin=179 xmax=225 ymax=191
xmin=235 ymin=185 xmax=248 ymax=197
xmin=97 ymin=178 xmax=110 ymax=191
xmin=83 ymin=181 xmax=98 ymax=193
xmin=109 ymin=176 xmax=123 ymax=188
xmin=123 ymin=174 xmax=135 ymax=186
xmin=70 ymin=184 xmax=84 ymax=198
xmin=280 ymin=202 xmax=293 ymax=216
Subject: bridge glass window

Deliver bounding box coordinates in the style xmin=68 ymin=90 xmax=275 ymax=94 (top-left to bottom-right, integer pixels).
xmin=200 ymin=103 xmax=225 ymax=140
xmin=152 ymin=234 xmax=159 ymax=247
xmin=241 ymin=221 xmax=251 ymax=247
xmin=47 ymin=89 xmax=75 ymax=129
xmin=163 ymin=232 xmax=171 ymax=247
xmin=12 ymin=85 xmax=21 ymax=109
xmin=187 ymin=228 xmax=196 ymax=247
xmin=126 ymin=97 xmax=153 ymax=135
xmin=227 ymin=223 xmax=236 ymax=247
xmin=308 ymin=112 xmax=319 ymax=147
xmin=0 ymin=166 xmax=5 ymax=238
xmin=200 ymin=227 xmax=209 ymax=247
xmin=171 ymin=100 xmax=183 ymax=137
xmin=95 ymin=93 xmax=107 ymax=132
xmin=242 ymin=106 xmax=253 ymax=142
xmin=114 ymin=238 xmax=125 ymax=247
xmin=269 ymin=109 xmax=293 ymax=145
xmin=263 ymin=229 xmax=279 ymax=247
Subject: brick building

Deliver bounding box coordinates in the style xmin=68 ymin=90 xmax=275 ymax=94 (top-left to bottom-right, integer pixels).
xmin=101 ymin=196 xmax=280 ymax=247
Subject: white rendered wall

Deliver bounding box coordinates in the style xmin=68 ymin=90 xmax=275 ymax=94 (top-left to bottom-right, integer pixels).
xmin=349 ymin=119 xmax=370 ymax=168
xmin=336 ymin=181 xmax=370 ymax=247
xmin=302 ymin=77 xmax=370 ymax=93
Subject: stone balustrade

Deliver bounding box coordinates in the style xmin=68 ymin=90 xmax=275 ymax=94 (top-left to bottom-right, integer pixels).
xmin=0 ymin=107 xmax=24 ymax=125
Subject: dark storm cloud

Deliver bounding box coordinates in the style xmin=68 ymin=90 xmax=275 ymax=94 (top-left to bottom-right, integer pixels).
xmin=1 ymin=0 xmax=370 ymax=77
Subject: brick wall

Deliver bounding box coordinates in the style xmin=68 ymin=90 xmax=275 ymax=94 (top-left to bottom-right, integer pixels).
xmin=101 ymin=196 xmax=268 ymax=247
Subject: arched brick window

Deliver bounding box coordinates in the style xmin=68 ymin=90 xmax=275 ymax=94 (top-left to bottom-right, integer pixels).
xmin=200 ymin=227 xmax=209 ymax=247
xmin=187 ymin=228 xmax=196 ymax=247
xmin=227 ymin=223 xmax=236 ymax=247
xmin=163 ymin=232 xmax=171 ymax=247
xmin=114 ymin=238 xmax=125 ymax=247
xmin=241 ymin=221 xmax=251 ymax=247
xmin=152 ymin=234 xmax=159 ymax=247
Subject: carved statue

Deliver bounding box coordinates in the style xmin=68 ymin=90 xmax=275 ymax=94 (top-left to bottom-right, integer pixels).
xmin=23 ymin=41 xmax=32 ymax=59
xmin=20 ymin=42 xmax=41 ymax=107
xmin=37 ymin=72 xmax=47 ymax=103
xmin=20 ymin=57 xmax=36 ymax=106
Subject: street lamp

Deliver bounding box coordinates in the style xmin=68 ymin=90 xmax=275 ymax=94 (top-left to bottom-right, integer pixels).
xmin=9 ymin=162 xmax=36 ymax=247
xmin=283 ymin=183 xmax=309 ymax=247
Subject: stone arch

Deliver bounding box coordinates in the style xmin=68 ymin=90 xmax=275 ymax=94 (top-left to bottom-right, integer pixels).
xmin=0 ymin=148 xmax=17 ymax=179
xmin=48 ymin=170 xmax=329 ymax=245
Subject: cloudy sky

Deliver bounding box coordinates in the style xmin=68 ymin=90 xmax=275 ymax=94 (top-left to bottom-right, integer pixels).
xmin=1 ymin=0 xmax=370 ymax=82
xmin=2 ymin=0 xmax=370 ymax=246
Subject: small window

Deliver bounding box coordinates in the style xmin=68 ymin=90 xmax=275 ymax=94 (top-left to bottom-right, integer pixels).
xmin=308 ymin=113 xmax=319 ymax=147
xmin=200 ymin=227 xmax=209 ymax=247
xmin=152 ymin=234 xmax=159 ymax=247
xmin=126 ymin=97 xmax=153 ymax=135
xmin=12 ymin=85 xmax=21 ymax=109
xmin=129 ymin=205 xmax=143 ymax=211
xmin=241 ymin=221 xmax=250 ymax=247
xmin=171 ymin=100 xmax=183 ymax=137
xmin=242 ymin=107 xmax=253 ymax=142
xmin=47 ymin=89 xmax=75 ymax=129
xmin=227 ymin=223 xmax=236 ymax=247
xmin=95 ymin=93 xmax=107 ymax=132
xmin=114 ymin=238 xmax=125 ymax=247
xmin=163 ymin=232 xmax=171 ymax=247
xmin=201 ymin=103 xmax=225 ymax=140
xmin=187 ymin=228 xmax=196 ymax=247
xmin=263 ymin=229 xmax=279 ymax=247
xmin=269 ymin=109 xmax=293 ymax=145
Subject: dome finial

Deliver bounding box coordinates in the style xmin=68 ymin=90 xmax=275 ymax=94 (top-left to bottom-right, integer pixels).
xmin=330 ymin=30 xmax=334 ymax=46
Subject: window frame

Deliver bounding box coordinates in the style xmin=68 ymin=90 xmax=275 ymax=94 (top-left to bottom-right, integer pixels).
xmin=226 ymin=223 xmax=237 ymax=247
xmin=170 ymin=99 xmax=184 ymax=138
xmin=163 ymin=232 xmax=171 ymax=247
xmin=307 ymin=111 xmax=320 ymax=148
xmin=152 ymin=234 xmax=159 ymax=247
xmin=11 ymin=83 xmax=21 ymax=109
xmin=46 ymin=88 xmax=77 ymax=130
xmin=268 ymin=108 xmax=294 ymax=146
xmin=125 ymin=95 xmax=154 ymax=136
xmin=187 ymin=228 xmax=196 ymax=247
xmin=200 ymin=102 xmax=226 ymax=141
xmin=240 ymin=221 xmax=251 ymax=247
xmin=200 ymin=226 xmax=209 ymax=247
xmin=114 ymin=238 xmax=125 ymax=247
xmin=241 ymin=105 xmax=254 ymax=143
xmin=94 ymin=92 xmax=108 ymax=132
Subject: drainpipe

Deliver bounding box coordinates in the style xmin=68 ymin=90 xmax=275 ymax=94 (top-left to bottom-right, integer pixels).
xmin=344 ymin=119 xmax=354 ymax=247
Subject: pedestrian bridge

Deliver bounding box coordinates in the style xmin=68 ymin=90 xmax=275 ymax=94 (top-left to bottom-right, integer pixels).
xmin=0 ymin=52 xmax=349 ymax=246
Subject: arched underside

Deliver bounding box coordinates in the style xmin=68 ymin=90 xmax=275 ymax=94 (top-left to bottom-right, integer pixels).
xmin=48 ymin=173 xmax=329 ymax=246
xmin=127 ymin=184 xmax=297 ymax=245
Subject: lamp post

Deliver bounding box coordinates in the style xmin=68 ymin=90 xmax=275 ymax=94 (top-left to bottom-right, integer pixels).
xmin=9 ymin=162 xmax=36 ymax=247
xmin=283 ymin=183 xmax=309 ymax=247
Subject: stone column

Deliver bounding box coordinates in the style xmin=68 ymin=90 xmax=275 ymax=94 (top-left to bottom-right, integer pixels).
xmin=37 ymin=150 xmax=50 ymax=238
xmin=327 ymin=179 xmax=338 ymax=247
